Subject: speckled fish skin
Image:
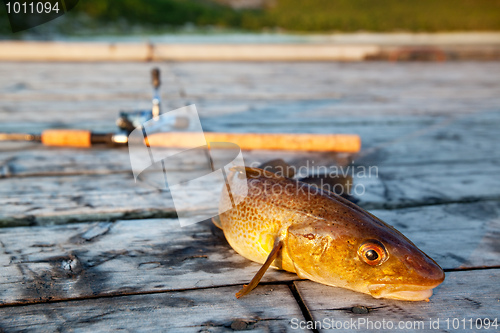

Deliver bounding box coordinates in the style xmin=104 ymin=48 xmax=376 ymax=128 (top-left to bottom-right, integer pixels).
xmin=218 ymin=167 xmax=445 ymax=301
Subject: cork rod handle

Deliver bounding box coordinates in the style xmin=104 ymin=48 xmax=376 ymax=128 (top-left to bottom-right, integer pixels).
xmin=41 ymin=129 xmax=92 ymax=148
xmin=147 ymin=132 xmax=361 ymax=153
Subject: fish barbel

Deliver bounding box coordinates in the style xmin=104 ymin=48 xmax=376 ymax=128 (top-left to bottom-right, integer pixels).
xmin=215 ymin=166 xmax=445 ymax=301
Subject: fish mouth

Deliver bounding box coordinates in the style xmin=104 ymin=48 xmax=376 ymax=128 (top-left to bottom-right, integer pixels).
xmin=368 ymin=283 xmax=441 ymax=301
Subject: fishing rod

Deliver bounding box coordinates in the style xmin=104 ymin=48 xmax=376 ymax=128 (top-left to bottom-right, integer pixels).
xmin=0 ymin=68 xmax=361 ymax=153
xmin=0 ymin=129 xmax=361 ymax=152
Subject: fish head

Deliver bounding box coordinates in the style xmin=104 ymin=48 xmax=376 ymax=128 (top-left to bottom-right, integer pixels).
xmin=286 ymin=214 xmax=445 ymax=301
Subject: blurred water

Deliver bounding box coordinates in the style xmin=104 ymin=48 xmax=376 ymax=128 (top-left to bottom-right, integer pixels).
xmin=11 ymin=31 xmax=500 ymax=45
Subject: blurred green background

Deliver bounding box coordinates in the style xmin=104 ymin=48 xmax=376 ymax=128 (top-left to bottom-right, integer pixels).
xmin=2 ymin=0 xmax=500 ymax=36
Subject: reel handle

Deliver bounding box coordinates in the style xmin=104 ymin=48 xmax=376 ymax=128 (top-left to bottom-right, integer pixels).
xmin=151 ymin=68 xmax=161 ymax=89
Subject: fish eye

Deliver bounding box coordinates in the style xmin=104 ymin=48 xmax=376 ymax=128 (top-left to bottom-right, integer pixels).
xmin=358 ymin=240 xmax=387 ymax=266
xmin=365 ymin=249 xmax=378 ymax=261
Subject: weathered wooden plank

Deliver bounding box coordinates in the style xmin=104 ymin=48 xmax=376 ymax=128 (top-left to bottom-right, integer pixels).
xmin=0 ymin=218 xmax=298 ymax=306
xmin=3 ymin=154 xmax=500 ymax=225
xmin=0 ymin=172 xmax=178 ymax=226
xmin=1 ymin=155 xmax=499 ymax=225
xmin=293 ymin=269 xmax=500 ymax=332
xmin=0 ymin=284 xmax=307 ymax=332
xmin=354 ymin=110 xmax=500 ymax=166
xmin=355 ymin=159 xmax=500 ymax=209
xmin=1 ymin=62 xmax=500 ymax=126
xmin=5 ymin=62 xmax=499 ymax=101
xmin=0 ymin=145 xmax=347 ymax=177
xmin=0 ymin=201 xmax=498 ymax=305
xmin=168 ymin=62 xmax=500 ymax=109
xmin=0 ymin=146 xmax=132 ymax=177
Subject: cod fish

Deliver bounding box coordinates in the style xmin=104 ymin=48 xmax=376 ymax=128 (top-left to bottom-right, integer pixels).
xmin=214 ymin=166 xmax=445 ymax=301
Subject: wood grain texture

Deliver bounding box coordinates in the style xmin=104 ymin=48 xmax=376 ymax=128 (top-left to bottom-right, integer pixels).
xmin=0 ymin=218 xmax=298 ymax=306
xmin=1 ymin=62 xmax=499 ymax=125
xmin=293 ymin=269 xmax=500 ymax=332
xmin=0 ymin=172 xmax=176 ymax=226
xmin=2 ymin=156 xmax=500 ymax=225
xmin=0 ymin=284 xmax=308 ymax=332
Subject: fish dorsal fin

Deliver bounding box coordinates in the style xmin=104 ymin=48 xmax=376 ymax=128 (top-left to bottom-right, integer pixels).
xmin=258 ymin=159 xmax=295 ymax=178
xmin=230 ymin=159 xmax=294 ymax=181
xmin=236 ymin=238 xmax=283 ymax=298
xmin=230 ymin=166 xmax=287 ymax=181
xmin=212 ymin=215 xmax=223 ymax=229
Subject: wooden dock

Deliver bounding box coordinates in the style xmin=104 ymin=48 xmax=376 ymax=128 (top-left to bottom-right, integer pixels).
xmin=0 ymin=61 xmax=499 ymax=332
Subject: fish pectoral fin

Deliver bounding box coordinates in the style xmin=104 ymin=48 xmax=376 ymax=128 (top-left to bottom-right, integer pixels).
xmin=211 ymin=215 xmax=223 ymax=229
xmin=236 ymin=240 xmax=283 ymax=299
